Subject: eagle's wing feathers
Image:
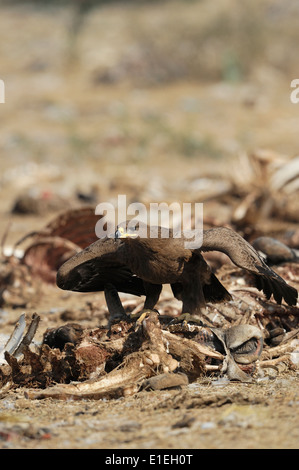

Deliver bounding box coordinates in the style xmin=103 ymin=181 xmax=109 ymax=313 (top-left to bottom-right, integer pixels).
xmin=200 ymin=227 xmax=297 ymax=306
xmin=56 ymin=237 xmax=146 ymax=296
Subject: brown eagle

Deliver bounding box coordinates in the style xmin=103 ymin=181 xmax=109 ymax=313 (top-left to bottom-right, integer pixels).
xmin=56 ymin=221 xmax=298 ymax=317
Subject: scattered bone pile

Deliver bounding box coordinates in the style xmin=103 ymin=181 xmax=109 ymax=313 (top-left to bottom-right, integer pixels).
xmin=0 ymin=151 xmax=299 ymax=400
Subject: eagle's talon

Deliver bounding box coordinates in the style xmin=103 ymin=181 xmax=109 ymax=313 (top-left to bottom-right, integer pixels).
xmin=170 ymin=313 xmax=203 ymax=327
xmin=130 ymin=308 xmax=159 ymax=324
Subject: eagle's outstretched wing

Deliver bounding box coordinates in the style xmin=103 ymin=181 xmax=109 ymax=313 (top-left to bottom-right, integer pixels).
xmin=56 ymin=237 xmax=146 ymax=296
xmin=200 ymin=227 xmax=298 ymax=306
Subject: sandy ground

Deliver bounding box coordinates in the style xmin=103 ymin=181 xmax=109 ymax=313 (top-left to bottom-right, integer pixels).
xmin=0 ymin=250 xmax=299 ymax=451
xmin=1 ymin=339 xmax=299 ymax=450
xmin=1 ymin=1 xmax=299 ymax=450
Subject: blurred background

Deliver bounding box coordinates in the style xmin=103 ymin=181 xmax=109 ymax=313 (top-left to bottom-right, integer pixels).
xmin=1 ymin=0 xmax=299 ymax=244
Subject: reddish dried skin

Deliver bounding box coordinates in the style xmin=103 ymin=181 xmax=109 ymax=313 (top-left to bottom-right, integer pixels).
xmin=75 ymin=343 xmax=110 ymax=379
xmin=0 ymin=208 xmax=104 ymax=298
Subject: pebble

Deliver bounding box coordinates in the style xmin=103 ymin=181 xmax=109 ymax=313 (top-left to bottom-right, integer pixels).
xmin=119 ymin=421 xmax=142 ymax=432
xmin=211 ymin=377 xmax=230 ymax=387
xmin=200 ymin=421 xmax=216 ymax=430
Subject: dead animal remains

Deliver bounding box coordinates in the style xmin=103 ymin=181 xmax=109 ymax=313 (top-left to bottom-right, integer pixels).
xmin=0 ymin=208 xmax=102 ymax=307
xmin=1 ymin=214 xmax=299 ymax=400
xmin=0 ymin=308 xmax=266 ymax=400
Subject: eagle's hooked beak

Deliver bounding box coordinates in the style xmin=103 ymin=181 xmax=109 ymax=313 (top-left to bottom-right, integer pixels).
xmin=115 ymin=227 xmax=127 ymax=239
xmin=115 ymin=226 xmax=139 ymax=239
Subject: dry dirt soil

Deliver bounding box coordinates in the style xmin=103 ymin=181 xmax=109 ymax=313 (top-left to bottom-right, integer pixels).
xmin=2 ymin=369 xmax=299 ymax=450
xmin=1 ymin=1 xmax=299 ymax=450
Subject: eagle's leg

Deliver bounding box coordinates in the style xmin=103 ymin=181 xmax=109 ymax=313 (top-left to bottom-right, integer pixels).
xmin=129 ymin=282 xmax=162 ymax=322
xmin=143 ymin=282 xmax=162 ymax=309
xmin=104 ymin=283 xmax=128 ymax=326
xmin=172 ymin=274 xmax=207 ymax=326
xmin=182 ymin=275 xmax=206 ymax=313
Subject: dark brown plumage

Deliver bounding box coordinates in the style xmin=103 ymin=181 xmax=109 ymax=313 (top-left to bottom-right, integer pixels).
xmin=56 ymin=236 xmax=146 ymax=297
xmin=56 ymin=221 xmax=298 ymax=316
